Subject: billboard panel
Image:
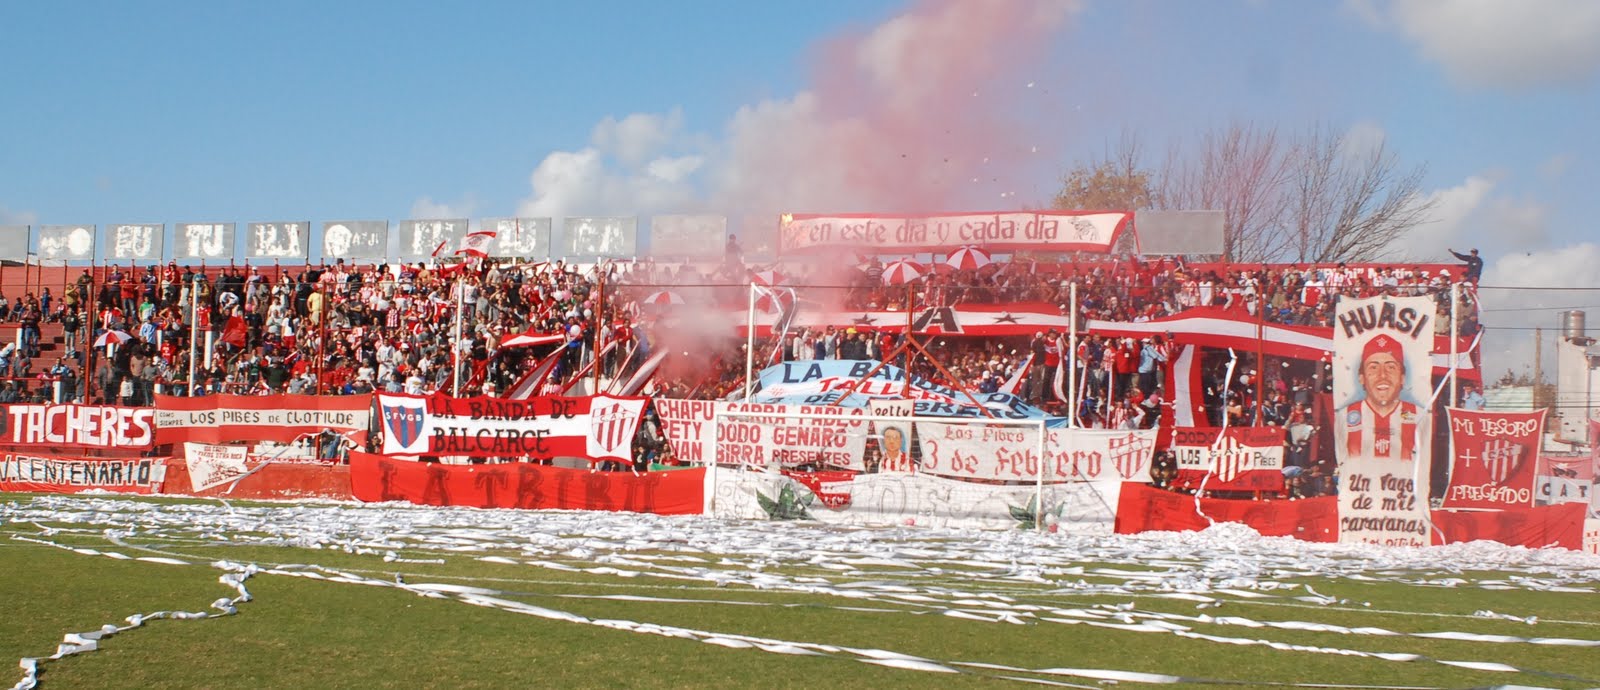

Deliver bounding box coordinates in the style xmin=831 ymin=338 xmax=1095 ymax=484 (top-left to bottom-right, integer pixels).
xmin=650 ymin=215 xmax=726 ymax=257
xmin=173 ymin=222 xmax=236 ymax=261
xmin=322 ymin=220 xmax=388 ymax=261
xmin=0 ymin=226 xmax=30 ymax=260
xmin=778 ymin=211 xmax=1132 ymax=254
xmin=397 ymin=219 xmax=465 ymax=260
xmin=562 ymin=216 xmax=637 ymax=258
xmin=481 ymin=217 xmax=551 ymax=259
xmin=1135 ymin=210 xmax=1225 ymax=256
xmin=37 ymin=225 xmax=96 ymax=261
xmin=245 ymin=221 xmax=310 ymax=260
xmin=103 ymin=224 xmax=164 ymax=262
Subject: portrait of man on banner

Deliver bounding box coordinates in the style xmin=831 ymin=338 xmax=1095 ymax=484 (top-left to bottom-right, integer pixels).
xmin=1339 ymin=333 xmax=1426 ymax=461
xmin=877 ymin=424 xmax=913 ymax=473
xmin=1331 ymin=294 xmax=1436 ymax=547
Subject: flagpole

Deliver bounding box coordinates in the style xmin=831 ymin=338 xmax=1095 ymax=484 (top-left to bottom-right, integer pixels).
xmin=453 ymin=272 xmax=464 ymax=397
xmin=187 ymin=273 xmax=199 ymax=395
xmin=1069 ymin=281 xmax=1078 ymax=428
xmin=1449 ymin=281 xmax=1459 ymax=407
xmin=744 ymin=282 xmax=756 ymax=400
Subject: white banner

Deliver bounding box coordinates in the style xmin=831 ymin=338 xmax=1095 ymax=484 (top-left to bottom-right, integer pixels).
xmin=652 ymin=399 xmax=870 ymax=469
xmin=481 ymin=217 xmax=551 ymax=258
xmin=914 ymin=423 xmax=1155 ymax=482
xmin=563 ymin=216 xmax=637 ymax=257
xmin=174 ymin=222 xmax=235 ymax=260
xmin=37 ymin=225 xmax=96 ymax=261
xmin=246 ymin=222 xmax=309 ymax=259
xmin=1334 ymin=295 xmax=1434 ymax=546
xmin=398 ymin=219 xmax=465 ymax=259
xmin=779 ymin=211 xmax=1131 ymax=254
xmin=104 ymin=223 xmax=163 ymax=261
xmin=322 ymin=220 xmax=389 ymax=261
xmin=184 ymin=442 xmax=250 ymax=492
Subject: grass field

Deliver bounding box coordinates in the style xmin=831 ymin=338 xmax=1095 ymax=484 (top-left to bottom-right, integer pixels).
xmin=2 ymin=492 xmax=1598 ymax=689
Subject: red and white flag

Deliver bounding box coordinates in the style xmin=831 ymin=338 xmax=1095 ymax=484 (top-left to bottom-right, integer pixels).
xmin=1170 ymin=426 xmax=1286 ymax=492
xmin=1442 ymin=408 xmax=1544 ymax=509
xmin=455 ymin=230 xmax=496 ymax=258
xmin=378 ymin=392 xmax=646 ymax=461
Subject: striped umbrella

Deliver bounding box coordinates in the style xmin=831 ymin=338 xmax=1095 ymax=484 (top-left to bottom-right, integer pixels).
xmin=749 ymin=269 xmax=786 ymax=287
xmin=945 ymin=245 xmax=993 ymax=271
xmin=642 ymin=290 xmax=685 ymax=307
xmin=880 ymin=259 xmax=926 ymax=285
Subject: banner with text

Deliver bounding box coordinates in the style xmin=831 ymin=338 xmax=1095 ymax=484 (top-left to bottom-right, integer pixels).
xmin=246 ymin=221 xmax=310 ymax=259
xmin=1536 ymin=453 xmax=1597 ymax=517
xmin=1170 ymin=427 xmax=1286 ymax=492
xmin=174 ymin=222 xmax=235 ymax=260
xmin=1443 ymin=408 xmax=1544 ymax=510
xmin=0 ymin=452 xmax=165 ymax=494
xmin=104 ymin=223 xmax=163 ymax=261
xmin=481 ymin=217 xmax=551 ymax=259
xmin=322 ymin=220 xmax=389 ymax=261
xmin=778 ymin=211 xmax=1132 ymax=254
xmin=183 ymin=442 xmax=250 ymax=492
xmin=37 ymin=224 xmax=96 ymax=261
xmin=753 ymin=360 xmax=1059 ymax=421
xmin=2 ymin=404 xmax=155 ymax=450
xmin=651 ymin=399 xmax=870 ymax=469
xmin=377 ymin=393 xmax=645 ymax=461
xmin=349 ymin=452 xmax=704 ymax=514
xmin=154 ymin=394 xmax=372 ymax=445
xmin=1334 ymin=295 xmax=1435 ymax=546
xmin=914 ymin=422 xmax=1156 ymax=482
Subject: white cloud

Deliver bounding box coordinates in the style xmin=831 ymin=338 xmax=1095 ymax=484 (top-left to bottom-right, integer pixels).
xmin=591 ymin=110 xmax=687 ymax=169
xmin=1394 ymin=174 xmax=1496 ymax=259
xmin=409 ymin=196 xmax=477 ymax=221
xmin=1338 ymin=120 xmax=1388 ymax=161
xmin=1356 ymin=0 xmax=1600 ymax=88
xmin=1477 ymin=242 xmax=1600 ymax=379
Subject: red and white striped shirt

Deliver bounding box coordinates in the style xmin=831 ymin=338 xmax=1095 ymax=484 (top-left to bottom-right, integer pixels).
xmin=1343 ymin=400 xmax=1420 ymax=461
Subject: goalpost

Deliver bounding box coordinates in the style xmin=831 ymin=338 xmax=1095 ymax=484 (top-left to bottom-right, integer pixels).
xmin=707 ymin=407 xmax=1067 ymax=531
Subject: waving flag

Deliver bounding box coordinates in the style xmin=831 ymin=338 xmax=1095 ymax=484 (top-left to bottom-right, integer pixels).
xmin=456 ymin=230 xmax=496 ymax=258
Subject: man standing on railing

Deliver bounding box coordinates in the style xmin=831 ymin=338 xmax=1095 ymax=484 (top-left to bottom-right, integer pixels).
xmin=1447 ymin=248 xmax=1483 ymax=283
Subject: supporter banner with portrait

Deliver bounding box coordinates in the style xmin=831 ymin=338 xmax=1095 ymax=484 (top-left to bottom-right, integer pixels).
xmin=0 ymin=452 xmax=165 ymax=494
xmin=650 ymin=214 xmax=727 ymax=257
xmin=2 ymin=404 xmax=155 ymax=450
xmin=562 ymin=216 xmax=637 ymax=258
xmin=153 ymin=394 xmax=372 ymax=445
xmin=1333 ymin=295 xmax=1435 ymax=547
xmin=1442 ymin=408 xmax=1543 ymax=510
xmin=322 ymin=220 xmax=389 ymax=261
xmin=183 ymin=442 xmax=250 ymax=493
xmin=174 ymin=222 xmax=236 ymax=260
xmin=377 ymin=393 xmax=646 ymax=461
xmin=914 ymin=423 xmax=1155 ymax=482
xmin=348 ymin=452 xmax=704 ymax=514
xmin=1170 ymin=426 xmax=1286 ymax=492
xmin=37 ymin=224 xmax=96 ymax=261
xmin=778 ymin=211 xmax=1132 ymax=254
xmin=753 ymin=360 xmax=1058 ymax=421
xmin=397 ymin=219 xmax=466 ymax=260
xmin=245 ymin=221 xmax=310 ymax=260
xmin=480 ymin=217 xmax=551 ymax=259
xmin=104 ymin=223 xmax=163 ymax=261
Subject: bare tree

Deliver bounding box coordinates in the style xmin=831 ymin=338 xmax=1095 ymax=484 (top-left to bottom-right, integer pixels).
xmin=1054 ymin=122 xmax=1436 ymax=263
xmin=1282 ymin=126 xmax=1435 ymax=263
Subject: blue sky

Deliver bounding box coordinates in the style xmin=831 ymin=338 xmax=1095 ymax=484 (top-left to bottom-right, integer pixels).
xmin=1 ymin=0 xmax=1597 ymax=275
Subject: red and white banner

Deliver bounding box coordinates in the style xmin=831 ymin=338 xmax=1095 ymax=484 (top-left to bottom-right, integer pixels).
xmin=1536 ymin=453 xmax=1597 ymax=516
xmin=653 ymin=399 xmax=870 ymax=469
xmin=1170 ymin=427 xmax=1286 ymax=492
xmin=1333 ymin=295 xmax=1435 ymax=547
xmin=732 ymin=304 xmax=1476 ymax=380
xmin=914 ymin=423 xmax=1156 ymax=482
xmin=1442 ymin=408 xmax=1544 ymax=510
xmin=2 ymin=404 xmax=155 ymax=450
xmin=183 ymin=442 xmax=250 ymax=493
xmin=455 ymin=229 xmax=496 ymax=258
xmin=0 ymin=452 xmax=165 ymax=494
xmin=779 ymin=211 xmax=1131 ymax=254
xmin=154 ymin=394 xmax=372 ymax=445
xmin=348 ymin=452 xmax=704 ymax=514
xmin=377 ymin=393 xmax=646 ymax=461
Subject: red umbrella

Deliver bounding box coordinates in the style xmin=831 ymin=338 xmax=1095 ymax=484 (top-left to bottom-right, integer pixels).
xmin=642 ymin=290 xmax=685 ymax=307
xmin=880 ymin=260 xmax=926 ymax=285
xmin=946 ymin=245 xmax=993 ymax=272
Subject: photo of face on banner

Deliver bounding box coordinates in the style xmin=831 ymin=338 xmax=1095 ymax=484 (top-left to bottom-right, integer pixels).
xmin=1331 ymin=295 xmax=1436 ymax=463
xmin=878 ymin=424 xmax=912 ymax=473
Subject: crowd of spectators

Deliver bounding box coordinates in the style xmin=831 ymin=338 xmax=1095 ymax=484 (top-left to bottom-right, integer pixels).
xmin=0 ymin=247 xmax=1480 ymax=495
